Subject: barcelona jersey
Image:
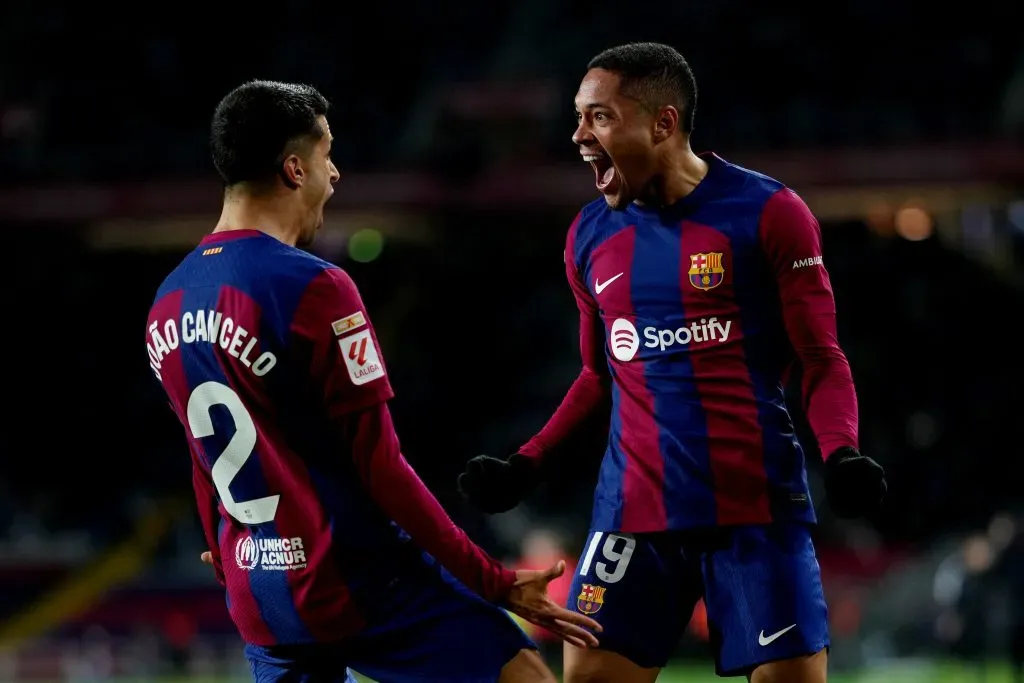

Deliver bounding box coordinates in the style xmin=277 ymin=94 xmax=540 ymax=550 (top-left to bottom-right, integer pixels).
xmin=530 ymin=153 xmax=858 ymax=532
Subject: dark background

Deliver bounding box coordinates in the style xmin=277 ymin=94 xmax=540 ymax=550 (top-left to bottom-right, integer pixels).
xmin=1 ymin=2 xmax=1023 ymax=680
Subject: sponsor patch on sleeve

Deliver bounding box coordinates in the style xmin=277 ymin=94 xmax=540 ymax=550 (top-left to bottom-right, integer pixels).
xmin=339 ymin=329 xmax=385 ymax=385
xmin=332 ymin=311 xmax=366 ymax=336
xmin=792 ymin=255 xmax=824 ymax=269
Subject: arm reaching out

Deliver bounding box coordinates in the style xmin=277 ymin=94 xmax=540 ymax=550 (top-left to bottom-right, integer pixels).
xmin=286 ymin=265 xmax=601 ymax=645
xmin=459 ymin=216 xmax=611 ymax=513
xmin=518 ymin=243 xmax=611 ymax=461
xmin=345 ymin=402 xmax=601 ymax=647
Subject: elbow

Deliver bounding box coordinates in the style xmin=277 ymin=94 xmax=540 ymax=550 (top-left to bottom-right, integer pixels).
xmin=800 ymin=349 xmax=854 ymax=394
xmin=582 ymin=364 xmax=611 ymax=392
xmin=798 ymin=343 xmax=849 ymax=368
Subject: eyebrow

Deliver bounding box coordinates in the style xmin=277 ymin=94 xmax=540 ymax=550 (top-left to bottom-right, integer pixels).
xmin=575 ymin=102 xmax=609 ymax=112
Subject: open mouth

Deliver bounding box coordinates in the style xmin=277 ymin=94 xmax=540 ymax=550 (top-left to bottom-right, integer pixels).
xmin=584 ymin=152 xmax=617 ymax=193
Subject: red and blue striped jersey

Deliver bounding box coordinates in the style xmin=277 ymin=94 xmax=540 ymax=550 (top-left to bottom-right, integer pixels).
xmin=147 ymin=229 xmax=513 ymax=646
xmin=522 ymin=154 xmax=858 ymax=533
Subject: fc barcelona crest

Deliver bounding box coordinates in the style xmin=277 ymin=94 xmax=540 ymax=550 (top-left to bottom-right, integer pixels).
xmin=688 ymin=252 xmax=725 ymax=291
xmin=577 ymin=583 xmax=606 ymax=615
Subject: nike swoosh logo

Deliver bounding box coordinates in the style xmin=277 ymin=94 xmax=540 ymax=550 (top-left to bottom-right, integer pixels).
xmin=758 ymin=624 xmax=797 ymax=647
xmin=594 ymin=273 xmax=623 ymax=294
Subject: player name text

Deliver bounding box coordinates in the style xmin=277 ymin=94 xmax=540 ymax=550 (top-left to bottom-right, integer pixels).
xmin=147 ymin=310 xmax=278 ymax=381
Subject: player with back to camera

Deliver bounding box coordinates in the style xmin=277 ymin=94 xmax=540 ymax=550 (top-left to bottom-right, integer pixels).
xmin=146 ymin=80 xmax=600 ymax=683
xmin=459 ymin=44 xmax=887 ymax=683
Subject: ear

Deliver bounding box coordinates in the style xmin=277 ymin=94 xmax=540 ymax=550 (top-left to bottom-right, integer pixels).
xmin=653 ymin=105 xmax=680 ymax=142
xmin=280 ymin=155 xmax=304 ymax=189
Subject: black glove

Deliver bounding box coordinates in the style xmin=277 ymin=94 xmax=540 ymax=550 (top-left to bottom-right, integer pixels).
xmin=458 ymin=454 xmax=539 ymax=514
xmin=823 ymin=446 xmax=887 ymax=519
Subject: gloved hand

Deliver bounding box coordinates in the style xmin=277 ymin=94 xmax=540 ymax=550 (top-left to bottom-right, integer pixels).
xmin=823 ymin=446 xmax=887 ymax=519
xmin=458 ymin=454 xmax=539 ymax=514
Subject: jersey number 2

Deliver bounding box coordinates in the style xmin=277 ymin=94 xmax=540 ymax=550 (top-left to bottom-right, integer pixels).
xmin=187 ymin=381 xmax=280 ymax=525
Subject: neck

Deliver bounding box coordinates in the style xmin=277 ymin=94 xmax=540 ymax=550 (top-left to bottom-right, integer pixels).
xmin=214 ymin=187 xmax=302 ymax=246
xmin=647 ymin=140 xmax=708 ymax=207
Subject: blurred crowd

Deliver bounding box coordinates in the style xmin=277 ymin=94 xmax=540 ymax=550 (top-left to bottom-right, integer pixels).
xmin=1 ymin=1 xmax=1022 ymax=184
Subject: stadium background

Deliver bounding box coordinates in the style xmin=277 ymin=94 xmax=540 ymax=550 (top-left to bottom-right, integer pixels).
xmin=1 ymin=1 xmax=1023 ymax=681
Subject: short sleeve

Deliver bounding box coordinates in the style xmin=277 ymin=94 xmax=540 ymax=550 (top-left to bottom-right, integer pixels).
xmin=290 ymin=267 xmax=394 ymax=418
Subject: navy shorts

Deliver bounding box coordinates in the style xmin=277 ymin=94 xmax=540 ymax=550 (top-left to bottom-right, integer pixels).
xmin=569 ymin=523 xmax=829 ymax=676
xmin=246 ymin=561 xmax=534 ymax=683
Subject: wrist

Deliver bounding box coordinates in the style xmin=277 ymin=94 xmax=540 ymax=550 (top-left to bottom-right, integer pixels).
xmin=496 ymin=567 xmax=519 ymax=606
xmin=826 ymin=446 xmax=859 ymax=465
xmin=508 ymin=454 xmax=541 ymax=485
xmin=515 ymin=442 xmax=544 ymax=461
xmin=509 ymin=452 xmax=539 ymax=470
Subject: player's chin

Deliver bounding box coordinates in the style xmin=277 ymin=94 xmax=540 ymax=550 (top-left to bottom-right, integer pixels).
xmin=601 ymin=189 xmax=633 ymax=211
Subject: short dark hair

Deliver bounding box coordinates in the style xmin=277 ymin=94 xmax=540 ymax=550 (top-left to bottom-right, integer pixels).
xmin=588 ymin=43 xmax=697 ymax=134
xmin=210 ymin=80 xmax=330 ymax=188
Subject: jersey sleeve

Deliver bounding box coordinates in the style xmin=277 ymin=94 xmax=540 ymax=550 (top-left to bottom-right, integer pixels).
xmin=565 ymin=245 xmax=610 ymax=376
xmin=290 ymin=267 xmax=394 ymax=418
xmin=519 ymin=216 xmax=611 ymax=461
xmin=759 ymin=188 xmax=859 ymax=458
xmin=343 ymin=402 xmax=517 ymax=602
xmin=290 ymin=265 xmax=517 ymax=600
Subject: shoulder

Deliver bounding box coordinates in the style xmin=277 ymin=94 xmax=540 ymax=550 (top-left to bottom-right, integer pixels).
xmin=706 ymin=155 xmax=814 ymax=241
xmin=566 ymin=197 xmax=615 ymax=268
xmin=250 ymin=241 xmax=349 ymax=299
xmin=153 ymin=250 xmax=195 ymax=303
xmin=227 ymin=238 xmax=360 ymax=332
xmin=572 ymin=197 xmax=613 ymax=237
xmin=276 ymin=256 xmax=369 ymax=344
xmin=265 ymin=240 xmax=338 ymax=278
xmin=272 ymin=256 xmax=367 ymax=328
xmin=712 ymin=154 xmax=787 ymax=208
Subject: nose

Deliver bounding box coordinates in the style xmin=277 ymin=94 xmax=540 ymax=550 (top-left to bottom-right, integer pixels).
xmin=572 ymin=118 xmax=594 ymax=147
xmin=329 ymin=160 xmax=340 ymax=184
